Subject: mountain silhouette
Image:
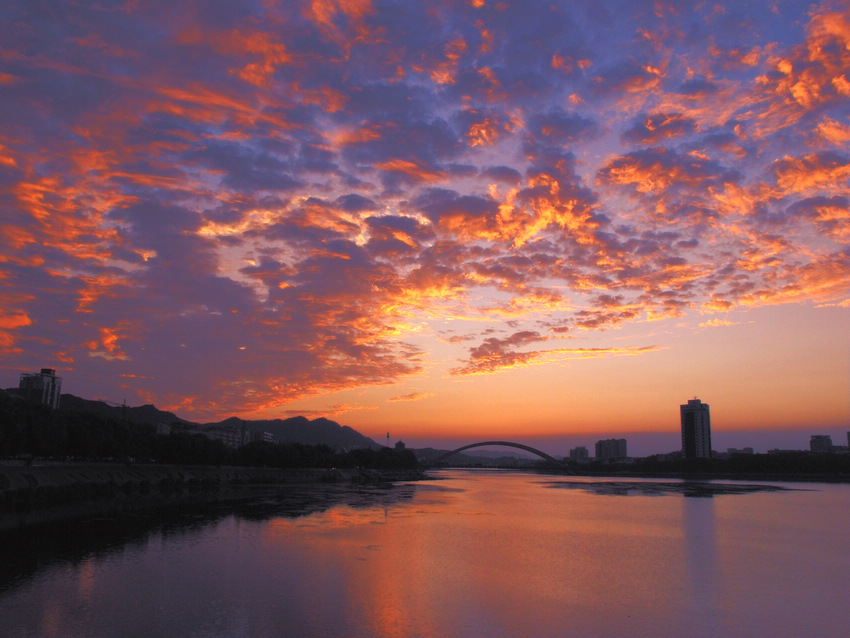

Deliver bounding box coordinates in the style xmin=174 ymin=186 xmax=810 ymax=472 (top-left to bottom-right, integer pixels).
xmin=210 ymin=415 xmax=380 ymax=450
xmin=58 ymin=394 xmax=188 ymax=426
xmin=50 ymin=393 xmax=379 ymax=450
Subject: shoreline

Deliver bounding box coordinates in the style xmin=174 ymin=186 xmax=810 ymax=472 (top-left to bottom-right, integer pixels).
xmin=423 ymin=465 xmax=850 ymax=484
xmin=0 ymin=462 xmax=422 ymax=532
xmin=4 ymin=461 xmax=846 ymax=531
xmin=566 ymin=468 xmax=850 ymax=484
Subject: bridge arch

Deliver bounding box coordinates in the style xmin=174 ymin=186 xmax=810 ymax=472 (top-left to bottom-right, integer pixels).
xmin=424 ymin=440 xmax=566 ymax=468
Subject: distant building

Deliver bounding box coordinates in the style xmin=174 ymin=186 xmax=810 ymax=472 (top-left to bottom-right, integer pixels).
xmin=595 ymin=438 xmax=627 ymax=462
xmin=201 ymin=422 xmax=274 ymax=448
xmin=681 ymin=398 xmax=711 ymax=459
xmin=210 ymin=422 xmax=253 ymax=448
xmin=569 ymin=446 xmax=589 ymax=462
xmin=19 ymin=368 xmax=62 ymax=409
xmin=810 ymin=435 xmax=833 ymax=453
xmin=727 ymin=447 xmax=754 ymax=455
xmin=171 ymin=422 xmax=203 ymax=435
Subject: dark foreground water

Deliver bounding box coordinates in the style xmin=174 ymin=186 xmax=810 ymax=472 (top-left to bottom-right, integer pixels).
xmin=1 ymin=471 xmax=847 ymax=638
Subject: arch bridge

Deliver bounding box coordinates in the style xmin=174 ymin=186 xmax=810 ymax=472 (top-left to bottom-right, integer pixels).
xmin=422 ymin=440 xmax=572 ymax=472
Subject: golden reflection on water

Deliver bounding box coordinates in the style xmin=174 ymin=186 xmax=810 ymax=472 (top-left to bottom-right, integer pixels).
xmin=75 ymin=558 xmax=97 ymax=601
xmin=257 ymin=473 xmax=703 ymax=637
xmin=40 ymin=602 xmax=64 ymax=638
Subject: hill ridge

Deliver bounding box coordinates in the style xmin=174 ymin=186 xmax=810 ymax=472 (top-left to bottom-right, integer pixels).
xmin=16 ymin=392 xmax=380 ymax=451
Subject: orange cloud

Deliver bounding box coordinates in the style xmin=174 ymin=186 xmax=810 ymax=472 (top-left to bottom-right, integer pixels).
xmin=375 ymin=159 xmax=446 ymax=182
xmin=698 ymin=318 xmax=739 ymax=328
xmin=772 ymin=153 xmax=850 ymax=196
xmin=451 ymin=342 xmax=663 ymax=376
xmin=304 ymin=0 xmax=376 ymax=45
xmin=467 ymin=118 xmax=504 ymax=146
xmin=702 ymin=297 xmax=735 ymax=312
xmin=0 ymin=311 xmax=32 ymax=330
xmin=428 ymin=37 xmax=468 ymax=85
xmin=817 ymin=117 xmax=850 ymax=144
xmin=0 ymin=142 xmax=17 ymax=167
xmin=67 ymin=273 xmax=130 ymax=313
xmin=155 ymin=84 xmax=294 ymax=130
xmin=293 ymin=84 xmax=348 ymax=112
xmin=12 ymin=177 xmax=125 ymax=263
xmin=176 ymin=27 xmax=292 ymax=88
xmin=87 ymin=325 xmax=130 ymax=361
xmin=329 ymin=125 xmax=383 ymax=146
xmin=388 ymin=392 xmax=434 ymax=402
xmin=309 ymin=0 xmax=374 ymax=24
xmin=737 ymin=252 xmax=850 ymax=307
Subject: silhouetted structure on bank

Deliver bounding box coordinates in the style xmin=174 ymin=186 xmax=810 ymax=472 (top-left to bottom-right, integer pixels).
xmin=681 ymin=398 xmax=711 ymax=458
xmin=595 ymin=438 xmax=627 ymax=462
xmin=19 ymin=368 xmax=62 ymax=409
xmin=727 ymin=447 xmax=754 ymax=455
xmin=810 ymin=435 xmax=833 ymax=453
xmin=424 ymin=441 xmax=567 ymax=468
xmin=569 ymin=446 xmax=589 ymax=462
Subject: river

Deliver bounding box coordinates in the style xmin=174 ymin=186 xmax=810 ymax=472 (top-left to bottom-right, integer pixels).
xmin=1 ymin=470 xmax=847 ymax=637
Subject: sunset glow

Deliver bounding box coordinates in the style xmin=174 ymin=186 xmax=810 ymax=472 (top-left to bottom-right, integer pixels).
xmin=1 ymin=0 xmax=848 ymax=452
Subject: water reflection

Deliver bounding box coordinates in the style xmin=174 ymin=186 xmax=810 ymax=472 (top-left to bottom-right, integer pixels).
xmin=1 ymin=472 xmax=847 ymax=638
xmin=682 ymin=492 xmax=721 ymax=634
xmin=544 ymin=479 xmax=793 ymax=497
xmin=0 ymin=482 xmax=416 ymax=593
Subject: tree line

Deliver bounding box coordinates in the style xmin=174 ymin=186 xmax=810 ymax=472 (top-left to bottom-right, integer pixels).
xmin=0 ymin=392 xmax=417 ymax=470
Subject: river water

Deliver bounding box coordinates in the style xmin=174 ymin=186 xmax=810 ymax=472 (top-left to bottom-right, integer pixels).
xmin=1 ymin=470 xmax=847 ymax=638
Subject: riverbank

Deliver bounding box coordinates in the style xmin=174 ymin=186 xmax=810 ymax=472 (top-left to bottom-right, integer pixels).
xmin=424 ymin=465 xmax=850 ymax=483
xmin=568 ymin=468 xmax=850 ymax=484
xmin=0 ymin=462 xmax=423 ymax=531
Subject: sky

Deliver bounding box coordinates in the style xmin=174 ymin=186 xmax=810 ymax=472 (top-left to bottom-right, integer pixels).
xmin=1 ymin=0 xmax=849 ymax=455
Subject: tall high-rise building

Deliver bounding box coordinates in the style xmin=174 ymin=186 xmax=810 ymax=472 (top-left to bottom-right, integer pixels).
xmin=19 ymin=368 xmax=62 ymax=409
xmin=681 ymin=398 xmax=711 ymax=458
